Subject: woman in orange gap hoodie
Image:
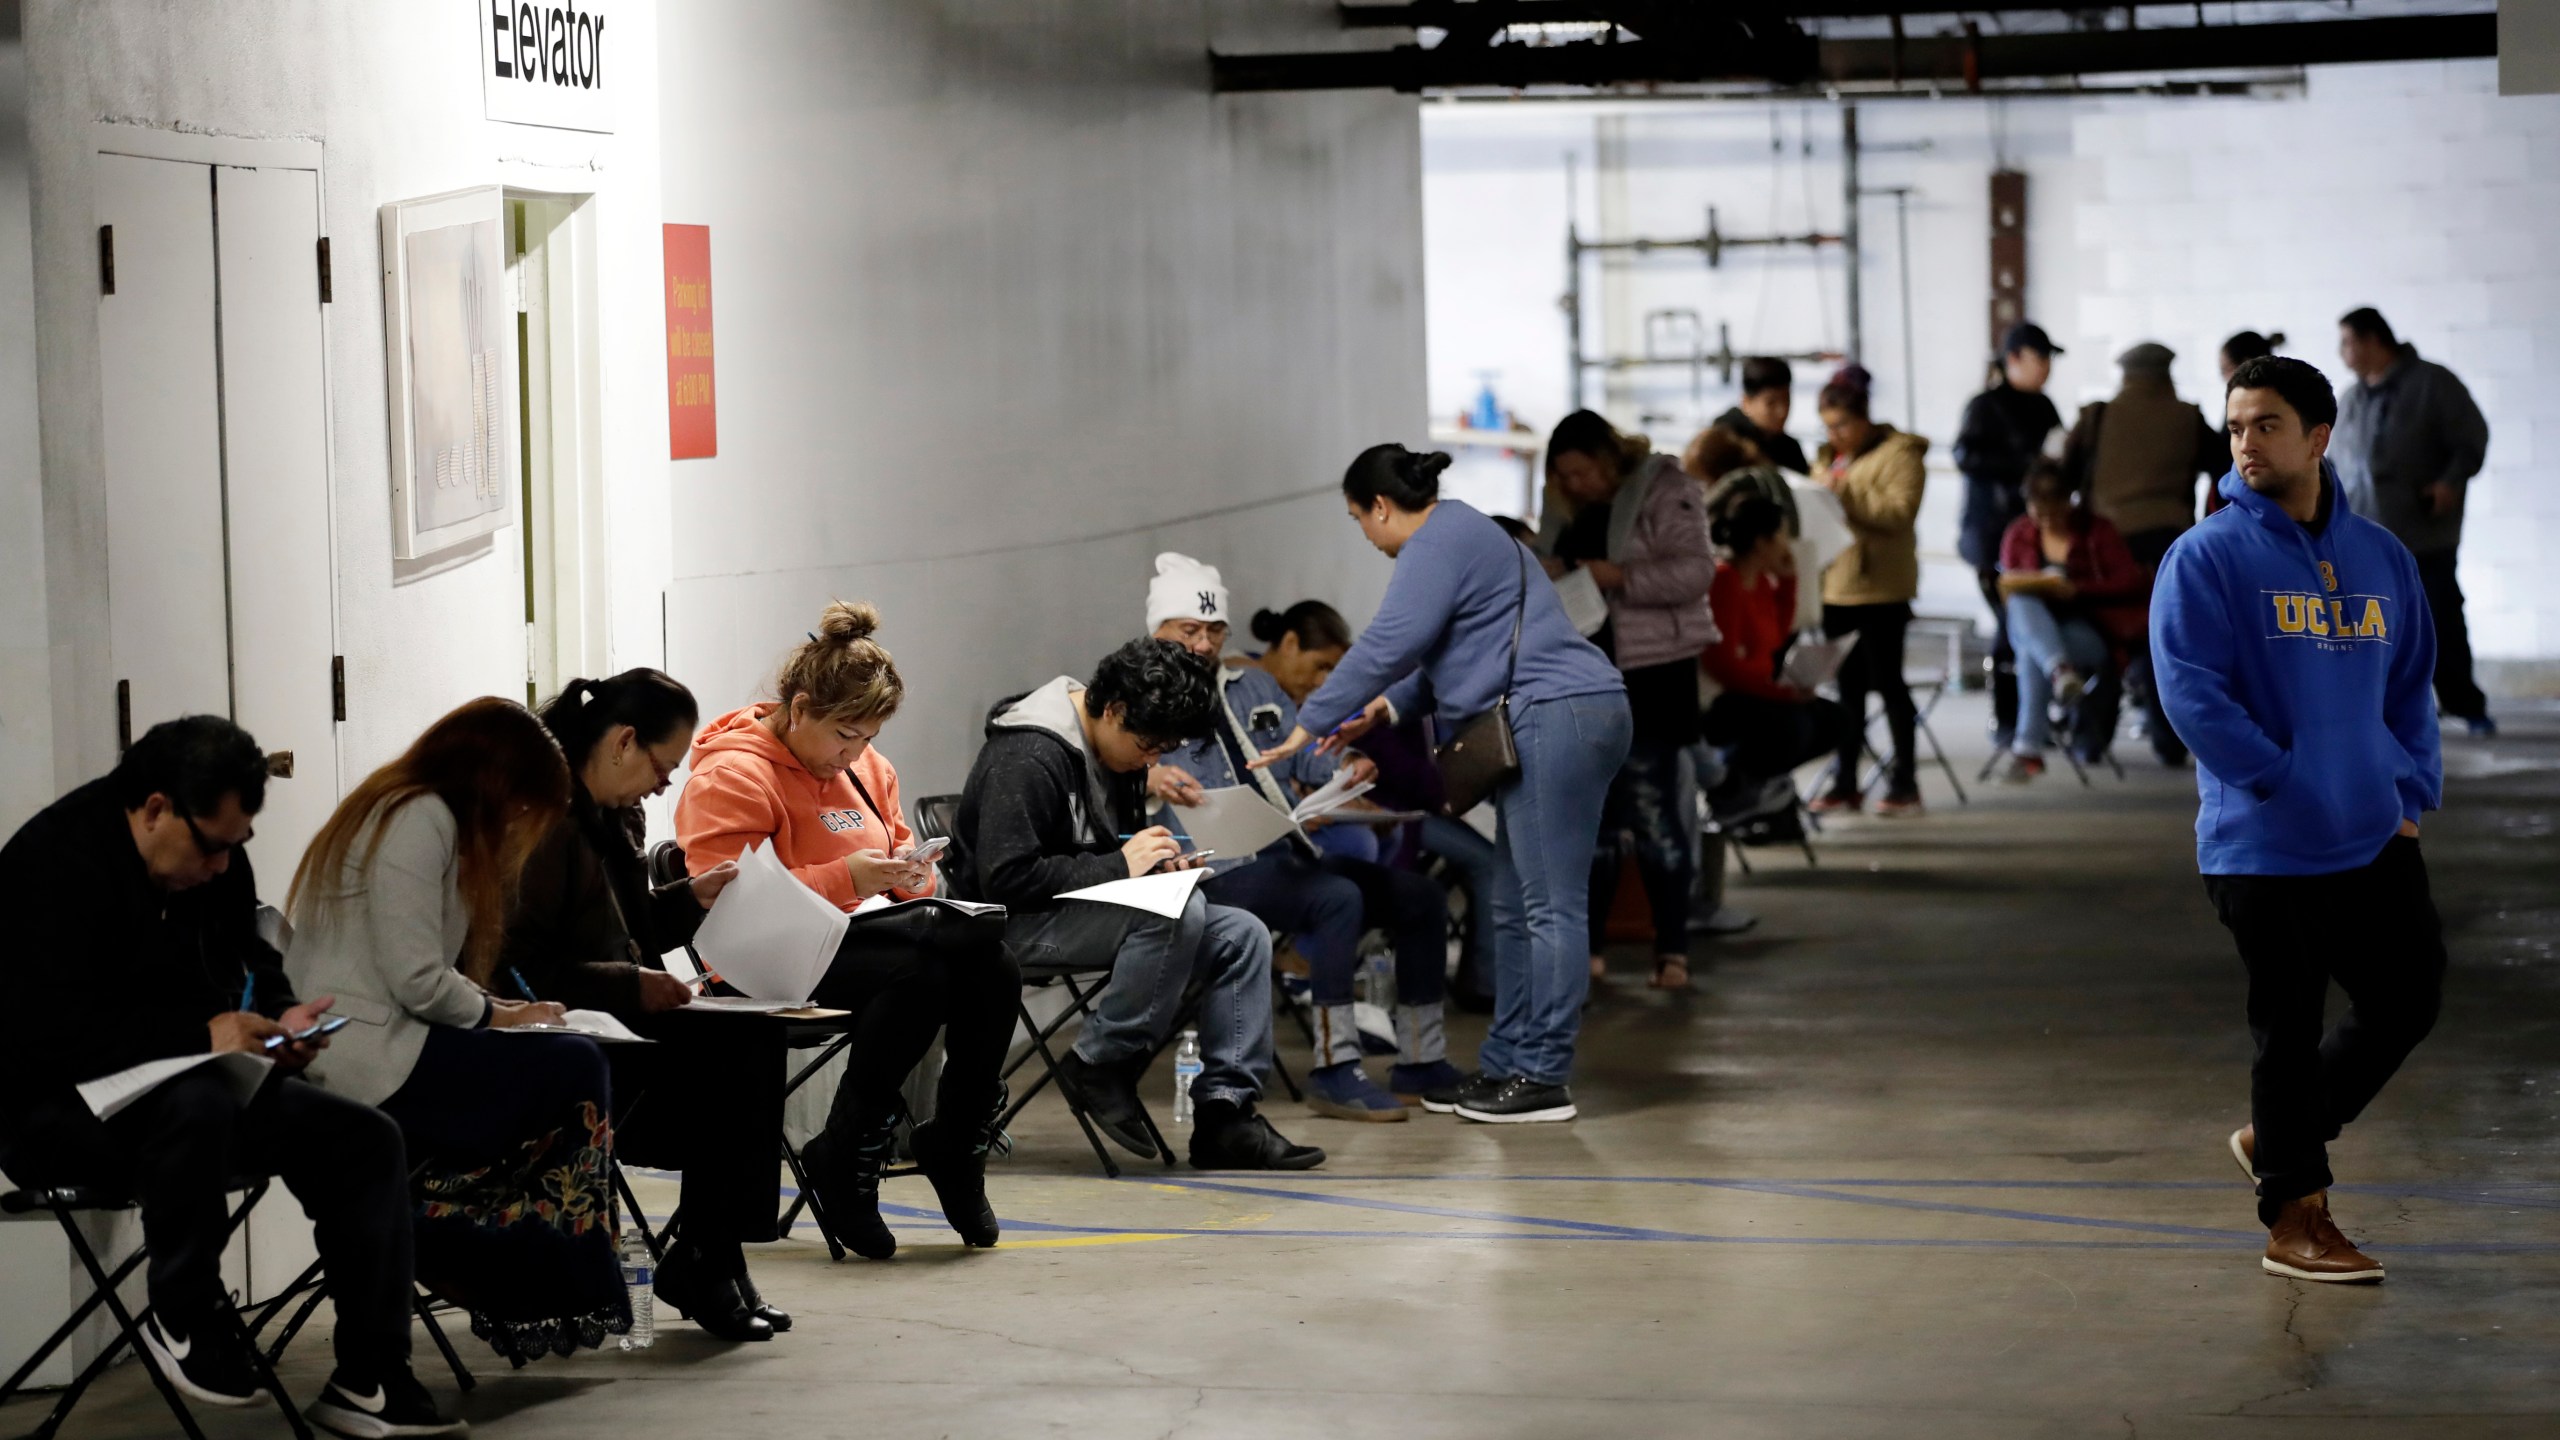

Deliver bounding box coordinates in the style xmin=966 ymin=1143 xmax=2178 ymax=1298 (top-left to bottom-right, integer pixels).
xmin=675 ymin=601 xmax=1019 ymax=1262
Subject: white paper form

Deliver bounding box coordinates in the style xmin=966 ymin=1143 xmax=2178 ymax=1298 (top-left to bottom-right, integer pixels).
xmin=1552 ymin=565 xmax=1610 ymax=637
xmin=1175 ymin=786 xmax=1302 ymax=859
xmin=495 ymin=1010 xmax=653 ymax=1044
xmin=78 ymin=1051 xmax=273 ymax=1121
xmin=1288 ymin=772 xmax=1376 ymax=824
xmin=1781 ymin=630 xmax=1859 ymax=691
xmin=1056 ymin=866 xmax=1211 ymax=919
xmin=687 ymin=841 xmax=850 ymax=1002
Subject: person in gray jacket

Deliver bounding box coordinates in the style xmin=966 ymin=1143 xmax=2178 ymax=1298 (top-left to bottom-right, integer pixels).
xmin=2336 ymin=307 xmax=2494 ymax=732
xmin=1535 ymin=411 xmax=1717 ymax=991
xmin=287 ymin=697 xmax=627 ymax=1364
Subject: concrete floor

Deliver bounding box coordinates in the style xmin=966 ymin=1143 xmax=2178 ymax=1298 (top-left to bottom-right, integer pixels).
xmin=16 ymin=693 xmax=2560 ymax=1439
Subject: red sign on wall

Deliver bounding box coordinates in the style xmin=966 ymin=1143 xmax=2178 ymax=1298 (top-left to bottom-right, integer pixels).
xmin=664 ymin=224 xmax=716 ymax=459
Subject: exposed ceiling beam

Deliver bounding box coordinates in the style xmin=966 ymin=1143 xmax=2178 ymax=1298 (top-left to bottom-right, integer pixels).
xmin=1215 ymin=13 xmax=2495 ymax=93
xmin=1338 ymin=1 xmax=2211 ymax=25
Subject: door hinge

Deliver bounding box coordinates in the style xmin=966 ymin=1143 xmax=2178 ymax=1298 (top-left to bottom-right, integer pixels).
xmin=99 ymin=225 xmax=115 ymax=295
xmin=316 ymin=236 xmax=334 ymax=303
xmin=115 ymin=679 xmax=132 ymax=752
xmin=330 ymin=656 xmax=347 ymax=722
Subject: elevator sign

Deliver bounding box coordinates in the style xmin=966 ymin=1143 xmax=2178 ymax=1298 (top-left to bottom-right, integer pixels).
xmin=480 ymin=1 xmax=616 ymax=133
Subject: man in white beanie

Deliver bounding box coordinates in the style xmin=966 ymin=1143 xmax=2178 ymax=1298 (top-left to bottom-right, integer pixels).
xmin=1143 ymin=553 xmax=1461 ymax=1125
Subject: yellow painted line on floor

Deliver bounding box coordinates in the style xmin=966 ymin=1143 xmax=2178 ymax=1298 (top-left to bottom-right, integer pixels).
xmin=1001 ymin=1232 xmax=1187 ymax=1249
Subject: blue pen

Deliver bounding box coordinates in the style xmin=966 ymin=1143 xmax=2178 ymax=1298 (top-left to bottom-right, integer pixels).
xmin=509 ymin=967 xmax=540 ymax=1003
xmin=240 ymin=975 xmax=255 ymax=1013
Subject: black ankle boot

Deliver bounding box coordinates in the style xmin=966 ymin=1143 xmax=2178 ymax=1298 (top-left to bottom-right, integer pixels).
xmin=802 ymin=1114 xmax=900 ymax=1260
xmin=733 ymin=1257 xmax=791 ymax=1333
xmin=653 ymin=1242 xmax=773 ymax=1342
xmin=911 ymin=1084 xmax=1007 ymax=1248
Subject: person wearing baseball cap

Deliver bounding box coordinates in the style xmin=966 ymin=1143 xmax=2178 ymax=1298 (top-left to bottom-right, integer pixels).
xmin=1955 ymin=320 xmax=2067 ymax=751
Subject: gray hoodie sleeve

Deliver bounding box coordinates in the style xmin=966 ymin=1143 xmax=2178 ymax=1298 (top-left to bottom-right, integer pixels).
xmin=968 ymin=737 xmax=1130 ymax=907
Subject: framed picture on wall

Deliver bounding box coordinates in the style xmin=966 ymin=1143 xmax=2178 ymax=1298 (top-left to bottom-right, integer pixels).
xmin=381 ymin=187 xmax=516 ymax=559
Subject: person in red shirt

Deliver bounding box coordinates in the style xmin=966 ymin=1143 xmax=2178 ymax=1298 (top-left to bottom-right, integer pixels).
xmin=1993 ymin=461 xmax=2147 ymax=779
xmin=1700 ymin=495 xmax=1847 ymax=804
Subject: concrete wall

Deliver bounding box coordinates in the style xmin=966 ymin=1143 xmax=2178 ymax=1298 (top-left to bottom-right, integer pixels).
xmin=2073 ymin=60 xmax=2560 ymax=667
xmin=654 ymin=0 xmax=1427 ymax=797
xmin=1423 ymin=96 xmax=2086 ymax=627
xmin=1422 ymin=63 xmax=2560 ymax=670
xmin=0 ymin=30 xmax=52 ymax=835
xmin=23 ymin=0 xmax=673 ymax=802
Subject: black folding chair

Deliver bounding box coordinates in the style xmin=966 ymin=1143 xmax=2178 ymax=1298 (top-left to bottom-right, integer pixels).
xmin=1 ymin=1180 xmax=313 ymax=1440
xmin=906 ymin=798 xmax=1166 ymax=1179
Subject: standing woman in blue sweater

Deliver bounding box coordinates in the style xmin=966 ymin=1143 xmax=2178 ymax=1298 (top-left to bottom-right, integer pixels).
xmin=1256 ymin=445 xmax=1629 ymax=1124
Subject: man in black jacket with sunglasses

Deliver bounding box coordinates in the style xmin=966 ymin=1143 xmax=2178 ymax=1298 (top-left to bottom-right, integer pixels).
xmin=0 ymin=716 xmax=458 ymax=1437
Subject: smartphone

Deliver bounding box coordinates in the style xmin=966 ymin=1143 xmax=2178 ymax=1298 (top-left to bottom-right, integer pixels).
xmin=263 ymin=1015 xmax=351 ymax=1052
xmin=895 ymin=835 xmax=951 ymax=864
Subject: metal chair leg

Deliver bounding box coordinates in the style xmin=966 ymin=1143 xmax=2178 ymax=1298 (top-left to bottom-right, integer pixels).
xmin=53 ymin=1207 xmax=210 ymax=1440
xmin=416 ymin=1293 xmax=477 ymax=1392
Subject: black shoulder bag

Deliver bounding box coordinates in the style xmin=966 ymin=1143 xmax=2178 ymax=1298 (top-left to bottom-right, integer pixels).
xmin=1432 ymin=542 xmax=1527 ymax=815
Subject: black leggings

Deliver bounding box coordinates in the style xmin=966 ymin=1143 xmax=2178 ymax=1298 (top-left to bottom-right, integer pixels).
xmin=811 ymin=916 xmax=1022 ymax=1140
xmin=1823 ymin=601 xmax=1917 ymax=795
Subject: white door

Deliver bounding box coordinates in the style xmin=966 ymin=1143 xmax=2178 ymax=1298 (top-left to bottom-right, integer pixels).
xmin=213 ymin=164 xmax=341 ymax=864
xmin=98 ymin=153 xmax=340 ymax=870
xmin=97 ymin=155 xmax=229 ymax=735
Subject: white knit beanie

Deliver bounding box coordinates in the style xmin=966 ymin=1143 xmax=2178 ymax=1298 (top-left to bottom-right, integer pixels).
xmin=1146 ymin=552 xmax=1229 ymax=632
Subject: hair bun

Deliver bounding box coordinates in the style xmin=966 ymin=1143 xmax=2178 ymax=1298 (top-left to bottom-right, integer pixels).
xmin=1248 ymin=608 xmax=1288 ymax=644
xmin=1410 ymin=451 xmax=1452 ymax=483
xmin=817 ymin=600 xmax=881 ymax=645
xmin=2267 ymin=331 xmax=2286 ymax=347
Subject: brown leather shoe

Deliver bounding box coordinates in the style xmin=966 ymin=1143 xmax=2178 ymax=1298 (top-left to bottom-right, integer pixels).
xmin=2228 ymin=1125 xmax=2256 ymax=1186
xmin=2262 ymin=1193 xmax=2384 ymax=1283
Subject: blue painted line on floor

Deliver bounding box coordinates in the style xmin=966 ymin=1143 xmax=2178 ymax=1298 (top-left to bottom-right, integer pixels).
xmin=1682 ymin=1178 xmax=2263 ymax=1241
xmin=1130 ymin=1175 xmax=1712 ymax=1242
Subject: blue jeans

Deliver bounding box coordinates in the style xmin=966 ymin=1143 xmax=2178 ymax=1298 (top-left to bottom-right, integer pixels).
xmin=1015 ymin=891 xmax=1275 ymax=1106
xmin=1206 ymin=849 xmax=1447 ymax=1009
xmin=2005 ymin=593 xmax=2109 ymax=755
xmin=1477 ymin=692 xmax=1634 ymax=1087
xmin=1421 ymin=812 xmax=1514 ymax=1003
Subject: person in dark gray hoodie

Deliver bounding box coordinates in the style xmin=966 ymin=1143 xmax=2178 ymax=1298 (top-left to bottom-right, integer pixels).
xmin=2335 ymin=308 xmax=2494 ymax=732
xmin=946 ymin=638 xmax=1323 ymax=1171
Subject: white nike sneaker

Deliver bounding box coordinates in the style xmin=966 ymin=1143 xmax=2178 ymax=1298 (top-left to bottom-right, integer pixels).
xmin=138 ymin=1315 xmax=263 ymax=1408
xmin=307 ymin=1368 xmax=467 ymax=1438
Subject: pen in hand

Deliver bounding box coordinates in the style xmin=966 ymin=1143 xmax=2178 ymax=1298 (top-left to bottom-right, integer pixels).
xmin=508 ymin=967 xmax=540 ymax=1004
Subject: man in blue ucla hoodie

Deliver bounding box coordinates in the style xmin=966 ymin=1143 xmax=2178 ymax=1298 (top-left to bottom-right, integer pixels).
xmin=2153 ymin=355 xmax=2446 ymax=1286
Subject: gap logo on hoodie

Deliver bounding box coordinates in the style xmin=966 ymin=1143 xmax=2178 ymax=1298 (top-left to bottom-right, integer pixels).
xmin=820 ymin=809 xmax=866 ymax=833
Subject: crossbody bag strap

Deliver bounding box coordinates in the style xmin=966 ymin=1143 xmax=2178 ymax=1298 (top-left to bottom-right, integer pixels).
xmin=1501 ymin=539 xmax=1528 ymax=704
xmin=845 ymin=768 xmax=890 ymax=835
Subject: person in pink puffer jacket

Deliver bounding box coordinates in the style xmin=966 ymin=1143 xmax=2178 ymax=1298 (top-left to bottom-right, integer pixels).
xmin=1534 ymin=411 xmax=1719 ymax=990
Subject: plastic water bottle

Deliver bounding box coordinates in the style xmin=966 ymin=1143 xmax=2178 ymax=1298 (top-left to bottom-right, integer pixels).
xmin=1171 ymin=1029 xmax=1203 ymax=1124
xmin=618 ymin=1231 xmax=654 ymax=1351
xmin=1364 ymin=951 xmax=1396 ymax=1010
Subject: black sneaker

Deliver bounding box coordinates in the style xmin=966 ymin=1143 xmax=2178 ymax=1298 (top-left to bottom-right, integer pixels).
xmin=1189 ymin=1100 xmax=1326 ymax=1171
xmin=307 ymin=1367 xmax=467 ymax=1438
xmin=138 ymin=1313 xmax=261 ymax=1408
xmin=1054 ymin=1051 xmax=1157 ymax=1159
xmin=1419 ymin=1070 xmax=1500 ymax=1115
xmin=1454 ymin=1077 xmax=1577 ymax=1124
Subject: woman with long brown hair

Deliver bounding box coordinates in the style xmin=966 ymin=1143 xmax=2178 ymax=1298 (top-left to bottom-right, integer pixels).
xmin=285 ymin=697 xmax=626 ymax=1363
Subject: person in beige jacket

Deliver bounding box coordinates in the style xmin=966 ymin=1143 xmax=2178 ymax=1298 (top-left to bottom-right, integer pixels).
xmin=1810 ymin=374 xmax=1931 ymax=815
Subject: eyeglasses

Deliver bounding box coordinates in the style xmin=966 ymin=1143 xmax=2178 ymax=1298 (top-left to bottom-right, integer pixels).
xmin=179 ymin=809 xmax=252 ymax=859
